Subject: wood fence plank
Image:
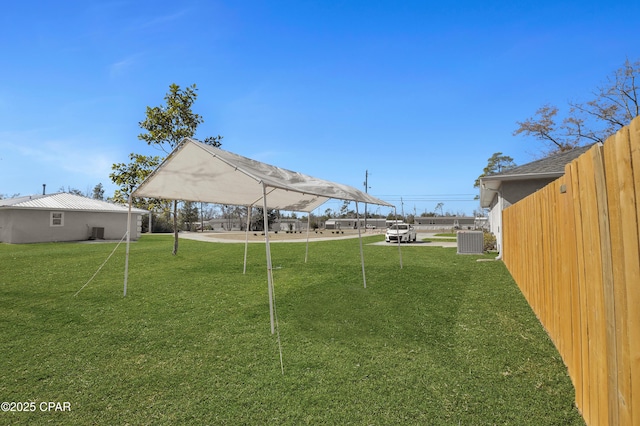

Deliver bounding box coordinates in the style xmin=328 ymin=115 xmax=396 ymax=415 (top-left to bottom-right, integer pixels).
xmin=540 ymin=191 xmax=550 ymax=333
xmin=549 ymin=183 xmax=558 ymax=349
xmin=555 ymin=177 xmax=572 ymax=373
xmin=563 ymin=165 xmax=583 ymax=408
xmin=570 ymin=159 xmax=590 ymax=422
xmin=581 ymin=149 xmax=607 ymax=425
xmin=604 ymin=129 xmax=632 ymax=425
xmin=624 ymin=118 xmax=640 ymax=426
xmin=592 ymin=143 xmax=619 ymax=426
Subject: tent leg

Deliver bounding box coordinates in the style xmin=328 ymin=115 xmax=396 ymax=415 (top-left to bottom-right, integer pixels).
xmin=355 ymin=202 xmax=367 ymax=288
xmin=124 ymin=196 xmax=132 ymax=297
xmin=394 ymin=207 xmax=403 ymax=269
xmin=243 ymin=206 xmax=252 ymax=274
xmin=305 ymin=213 xmax=311 ymax=263
xmin=262 ymin=185 xmax=275 ymax=334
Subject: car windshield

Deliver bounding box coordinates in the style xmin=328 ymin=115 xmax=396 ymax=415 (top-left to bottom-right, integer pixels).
xmin=390 ymin=224 xmax=408 ymax=230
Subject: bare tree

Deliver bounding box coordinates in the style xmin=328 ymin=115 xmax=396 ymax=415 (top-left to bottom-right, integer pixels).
xmin=569 ymin=58 xmax=639 ymax=138
xmin=514 ymin=59 xmax=640 ymax=156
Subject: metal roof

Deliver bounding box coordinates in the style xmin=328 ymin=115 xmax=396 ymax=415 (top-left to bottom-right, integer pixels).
xmin=0 ymin=193 xmax=147 ymax=213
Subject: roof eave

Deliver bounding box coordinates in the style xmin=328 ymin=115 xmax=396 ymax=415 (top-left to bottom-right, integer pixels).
xmin=478 ymin=171 xmax=565 ymax=208
xmin=481 ymin=171 xmax=564 ymax=183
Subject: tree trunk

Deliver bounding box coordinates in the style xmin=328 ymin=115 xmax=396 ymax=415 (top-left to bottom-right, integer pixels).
xmin=172 ymin=199 xmax=179 ymax=255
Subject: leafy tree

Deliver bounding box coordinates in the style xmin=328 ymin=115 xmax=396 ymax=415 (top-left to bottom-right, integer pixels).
xmin=474 ymin=152 xmax=517 ymax=190
xmin=140 ymin=84 xmax=200 ymax=152
xmin=514 ymin=59 xmax=640 ymax=156
xmin=92 ymin=183 xmax=105 ymax=200
xmin=203 ymin=135 xmax=223 ymax=148
xmin=150 ymin=213 xmax=175 ymax=233
xmin=339 ymin=200 xmax=351 ymax=217
xmin=386 ymin=211 xmax=406 ymax=222
xmin=180 ymin=201 xmax=200 ymax=231
xmin=109 ymin=153 xmax=163 ymax=208
xmin=115 ymin=82 xmax=223 ymax=255
xmin=247 ymin=206 xmax=278 ymax=231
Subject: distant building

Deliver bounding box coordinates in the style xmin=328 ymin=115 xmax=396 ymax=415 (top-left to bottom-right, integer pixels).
xmin=203 ymin=218 xmax=309 ymax=232
xmin=276 ymin=218 xmax=308 ymax=232
xmin=205 ymin=218 xmax=244 ymax=231
xmin=414 ymin=216 xmax=477 ymax=229
xmin=0 ymin=193 xmax=146 ymax=244
xmin=325 ymin=218 xmax=386 ymax=230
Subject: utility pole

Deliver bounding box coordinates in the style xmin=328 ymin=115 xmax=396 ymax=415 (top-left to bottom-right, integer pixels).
xmin=363 ymin=170 xmax=369 ymax=230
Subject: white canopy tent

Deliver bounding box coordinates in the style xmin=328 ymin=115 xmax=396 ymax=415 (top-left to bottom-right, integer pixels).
xmin=124 ymin=138 xmax=398 ymax=333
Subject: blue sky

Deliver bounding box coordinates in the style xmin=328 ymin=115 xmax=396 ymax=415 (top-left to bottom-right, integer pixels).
xmin=1 ymin=0 xmax=638 ymax=216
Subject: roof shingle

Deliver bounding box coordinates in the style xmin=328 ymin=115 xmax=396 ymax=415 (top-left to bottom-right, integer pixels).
xmin=486 ymin=144 xmax=594 ymax=179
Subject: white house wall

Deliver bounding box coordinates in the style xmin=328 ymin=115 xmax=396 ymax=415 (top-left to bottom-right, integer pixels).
xmin=0 ymin=210 xmax=142 ymax=244
xmin=0 ymin=210 xmax=12 ymax=243
xmin=488 ymin=196 xmax=502 ymax=253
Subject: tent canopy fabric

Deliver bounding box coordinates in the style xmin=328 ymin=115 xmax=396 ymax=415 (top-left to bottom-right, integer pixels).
xmin=133 ymin=138 xmax=393 ymax=212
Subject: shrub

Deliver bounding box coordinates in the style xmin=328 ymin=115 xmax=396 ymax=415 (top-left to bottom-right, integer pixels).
xmin=151 ymin=213 xmax=174 ymax=233
xmin=483 ymin=231 xmax=497 ymax=252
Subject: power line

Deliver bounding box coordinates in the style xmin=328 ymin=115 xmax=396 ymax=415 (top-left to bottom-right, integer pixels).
xmin=375 ymin=194 xmax=476 ymax=198
xmin=375 ymin=196 xmax=477 ymax=202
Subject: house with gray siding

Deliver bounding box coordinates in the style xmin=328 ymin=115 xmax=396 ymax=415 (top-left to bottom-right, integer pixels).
xmin=0 ymin=193 xmax=147 ymax=244
xmin=479 ymin=145 xmax=593 ymax=255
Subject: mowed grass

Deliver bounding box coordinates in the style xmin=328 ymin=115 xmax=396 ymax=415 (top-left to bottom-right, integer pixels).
xmin=0 ymin=235 xmax=584 ymax=425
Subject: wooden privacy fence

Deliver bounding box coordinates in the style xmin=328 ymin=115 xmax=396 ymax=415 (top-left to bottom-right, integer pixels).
xmin=502 ymin=116 xmax=640 ymax=426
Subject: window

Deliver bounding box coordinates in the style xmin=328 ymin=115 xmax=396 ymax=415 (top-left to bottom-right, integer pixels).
xmin=50 ymin=212 xmax=64 ymax=227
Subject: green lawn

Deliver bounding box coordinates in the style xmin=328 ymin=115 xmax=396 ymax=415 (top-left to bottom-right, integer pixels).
xmin=0 ymin=235 xmax=584 ymax=425
xmin=421 ymin=238 xmax=457 ymax=243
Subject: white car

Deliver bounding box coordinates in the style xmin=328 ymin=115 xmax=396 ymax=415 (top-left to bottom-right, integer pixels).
xmin=385 ymin=223 xmax=417 ymax=243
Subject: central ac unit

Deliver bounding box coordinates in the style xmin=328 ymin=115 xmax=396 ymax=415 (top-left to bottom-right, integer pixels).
xmin=91 ymin=227 xmax=105 ymax=240
xmin=457 ymin=231 xmax=484 ymax=254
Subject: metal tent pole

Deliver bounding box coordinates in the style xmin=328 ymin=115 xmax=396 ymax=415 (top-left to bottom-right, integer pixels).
xmin=262 ymin=185 xmax=275 ymax=334
xmin=124 ymin=195 xmax=132 ymax=297
xmin=355 ymin=201 xmax=367 ymax=288
xmin=305 ymin=213 xmax=311 ymax=263
xmin=395 ymin=206 xmax=403 ymax=269
xmin=243 ymin=205 xmax=252 ymax=274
